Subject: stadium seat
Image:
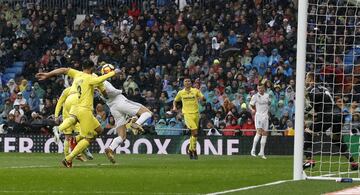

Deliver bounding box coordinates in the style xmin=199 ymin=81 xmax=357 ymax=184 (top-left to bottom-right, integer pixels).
xmin=4 ymin=67 xmax=23 ymax=75
xmin=2 ymin=73 xmax=16 ymax=82
xmin=13 ymin=67 xmax=23 ymax=75
xmin=13 ymin=61 xmax=26 ymax=68
xmin=4 ymin=67 xmax=17 ymax=74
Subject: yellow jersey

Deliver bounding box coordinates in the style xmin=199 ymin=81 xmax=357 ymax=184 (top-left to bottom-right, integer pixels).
xmin=67 ymin=68 xmax=115 ymax=109
xmin=174 ymin=87 xmax=204 ymax=114
xmin=54 ymin=87 xmax=71 ymax=118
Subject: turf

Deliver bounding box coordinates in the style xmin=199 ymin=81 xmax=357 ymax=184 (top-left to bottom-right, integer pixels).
xmin=0 ymin=153 xmax=358 ymax=195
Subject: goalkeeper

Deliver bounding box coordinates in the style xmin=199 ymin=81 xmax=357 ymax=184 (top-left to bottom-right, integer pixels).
xmin=303 ymin=72 xmax=358 ymax=170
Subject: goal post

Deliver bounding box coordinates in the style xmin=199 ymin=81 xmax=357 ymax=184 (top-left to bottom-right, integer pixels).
xmin=294 ymin=0 xmax=360 ymax=181
xmin=293 ymin=0 xmax=308 ymax=181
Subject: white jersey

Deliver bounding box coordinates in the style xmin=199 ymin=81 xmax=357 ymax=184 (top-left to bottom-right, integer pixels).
xmin=250 ymin=92 xmax=270 ymax=117
xmin=103 ymin=80 xmax=143 ymax=127
xmin=104 ymin=80 xmax=123 ymax=104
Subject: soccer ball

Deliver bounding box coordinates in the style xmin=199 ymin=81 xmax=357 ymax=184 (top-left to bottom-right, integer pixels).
xmin=101 ymin=63 xmax=115 ymax=75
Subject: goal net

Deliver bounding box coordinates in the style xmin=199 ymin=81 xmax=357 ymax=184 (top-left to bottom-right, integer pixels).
xmin=299 ymin=0 xmax=360 ymax=180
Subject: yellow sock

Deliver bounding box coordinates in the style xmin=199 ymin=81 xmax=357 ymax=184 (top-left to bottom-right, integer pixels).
xmin=64 ymin=139 xmax=70 ymax=157
xmin=191 ymin=136 xmax=197 ymax=151
xmin=65 ymin=139 xmax=90 ymax=162
xmin=189 ymin=136 xmax=194 ymax=151
xmin=59 ymin=117 xmax=76 ymax=132
xmin=75 ymin=135 xmax=82 ymax=143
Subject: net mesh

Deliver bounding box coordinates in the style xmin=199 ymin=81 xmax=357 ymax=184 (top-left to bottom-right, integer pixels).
xmin=304 ymin=0 xmax=360 ymax=179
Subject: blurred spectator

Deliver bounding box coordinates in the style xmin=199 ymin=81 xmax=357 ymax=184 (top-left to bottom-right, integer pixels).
xmin=284 ymin=120 xmax=294 ymax=136
xmin=240 ymin=118 xmax=256 ymax=136
xmin=105 ymin=115 xmax=115 ymax=131
xmin=155 ymin=118 xmax=167 ymax=135
xmin=223 ymin=118 xmax=241 ymax=136
xmin=0 ymin=1 xmax=302 ymax=136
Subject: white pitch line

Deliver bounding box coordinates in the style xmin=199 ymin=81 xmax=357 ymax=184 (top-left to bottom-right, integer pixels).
xmin=206 ymin=180 xmax=291 ymax=195
xmin=321 ymin=171 xmax=358 ymax=177
xmin=0 ymin=190 xmax=200 ymax=195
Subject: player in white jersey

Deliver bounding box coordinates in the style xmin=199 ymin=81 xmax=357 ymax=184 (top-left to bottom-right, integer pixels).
xmin=249 ymin=83 xmax=271 ymax=159
xmin=102 ymin=80 xmax=153 ymax=163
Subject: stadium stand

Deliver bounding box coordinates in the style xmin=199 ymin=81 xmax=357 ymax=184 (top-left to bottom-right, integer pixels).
xmin=0 ymin=0 xmax=350 ymax=137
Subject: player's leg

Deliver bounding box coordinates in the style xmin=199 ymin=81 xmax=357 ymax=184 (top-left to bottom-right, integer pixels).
xmin=59 ymin=115 xmax=77 ymax=133
xmin=257 ymin=118 xmax=269 ymax=159
xmin=72 ymin=123 xmax=94 ymax=160
xmin=303 ymin=118 xmax=327 ymax=169
xmin=63 ymin=108 xmax=101 ymax=167
xmin=184 ymin=113 xmax=199 ymax=159
xmin=190 ymin=129 xmax=199 ymax=160
xmin=52 ymin=126 xmax=61 ymax=144
xmin=258 ymin=130 xmax=268 ymax=159
xmin=251 ymin=115 xmax=261 ymax=157
xmin=104 ymin=108 xmax=127 ymax=163
xmin=118 ymin=99 xmax=152 ymax=133
xmin=105 ymin=125 xmax=126 ymax=164
xmin=132 ymin=106 xmax=153 ymax=132
xmin=331 ymin=112 xmax=358 ymax=170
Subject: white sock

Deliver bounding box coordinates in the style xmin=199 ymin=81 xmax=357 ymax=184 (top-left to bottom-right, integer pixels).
xmin=135 ymin=112 xmax=152 ymax=125
xmin=259 ymin=136 xmax=267 ymax=155
xmin=109 ymin=136 xmax=124 ymax=151
xmin=251 ymin=134 xmax=261 ymax=152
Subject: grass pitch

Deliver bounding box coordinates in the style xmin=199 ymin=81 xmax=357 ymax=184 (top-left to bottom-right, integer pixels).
xmin=0 ymin=153 xmax=358 ymax=194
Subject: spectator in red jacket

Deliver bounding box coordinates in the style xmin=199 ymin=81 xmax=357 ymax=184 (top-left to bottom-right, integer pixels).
xmin=223 ymin=118 xmax=241 ymax=136
xmin=241 ymin=118 xmax=256 ymax=136
xmin=128 ymin=3 xmax=140 ymax=21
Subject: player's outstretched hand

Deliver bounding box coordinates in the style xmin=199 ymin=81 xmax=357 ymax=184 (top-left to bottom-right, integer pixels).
xmin=114 ymin=68 xmax=121 ymax=74
xmin=54 ymin=117 xmax=60 ymax=125
xmin=35 ymin=72 xmax=50 ymax=81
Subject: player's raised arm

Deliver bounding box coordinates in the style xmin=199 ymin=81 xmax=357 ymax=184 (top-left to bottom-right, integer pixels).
xmin=196 ymin=88 xmax=206 ymax=102
xmin=172 ymin=92 xmax=181 ymax=112
xmin=36 ymin=68 xmax=70 ymax=80
xmin=89 ymin=71 xmax=115 ymax=85
xmin=54 ymin=87 xmax=70 ymax=121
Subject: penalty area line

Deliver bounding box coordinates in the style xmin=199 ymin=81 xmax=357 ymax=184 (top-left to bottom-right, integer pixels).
xmin=206 ymin=180 xmax=291 ymax=195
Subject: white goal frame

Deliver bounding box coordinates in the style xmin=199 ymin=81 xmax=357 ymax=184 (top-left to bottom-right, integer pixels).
xmin=293 ymin=0 xmax=307 ymax=181
xmin=294 ymin=0 xmax=360 ymax=181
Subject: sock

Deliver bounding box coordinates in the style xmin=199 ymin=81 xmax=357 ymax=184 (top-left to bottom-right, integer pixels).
xmin=192 ymin=136 xmax=197 ymax=152
xmin=59 ymin=117 xmax=76 ymax=132
xmin=135 ymin=112 xmax=152 ymax=125
xmin=64 ymin=139 xmax=70 ymax=157
xmin=189 ymin=135 xmax=196 ymax=151
xmin=304 ymin=132 xmax=313 ymax=159
xmin=65 ymin=139 xmax=90 ymax=162
xmin=109 ymin=136 xmax=124 ymax=151
xmin=189 ymin=136 xmax=194 ymax=151
xmin=251 ymin=134 xmax=261 ymax=152
xmin=75 ymin=135 xmax=82 ymax=143
xmin=259 ymin=136 xmax=267 ymax=155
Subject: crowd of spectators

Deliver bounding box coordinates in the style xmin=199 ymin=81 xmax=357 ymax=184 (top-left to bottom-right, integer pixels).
xmin=0 ymin=0 xmax=357 ymax=137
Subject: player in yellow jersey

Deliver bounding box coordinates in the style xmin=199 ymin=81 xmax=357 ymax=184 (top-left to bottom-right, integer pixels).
xmin=54 ymin=87 xmax=93 ymax=161
xmin=172 ymin=77 xmax=205 ymax=160
xmin=36 ymin=60 xmax=116 ymax=167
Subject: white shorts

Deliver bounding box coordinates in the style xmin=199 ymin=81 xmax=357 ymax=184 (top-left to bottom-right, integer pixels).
xmin=108 ymin=95 xmax=143 ymax=127
xmin=254 ymin=114 xmax=269 ymax=131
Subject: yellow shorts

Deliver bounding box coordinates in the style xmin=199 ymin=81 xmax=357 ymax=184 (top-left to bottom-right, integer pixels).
xmin=61 ymin=95 xmax=80 ymax=134
xmin=184 ymin=113 xmax=199 ymax=131
xmin=70 ymin=106 xmax=100 ymax=139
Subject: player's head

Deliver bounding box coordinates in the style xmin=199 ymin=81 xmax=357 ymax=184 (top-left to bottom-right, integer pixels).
xmin=257 ymin=83 xmax=265 ymax=94
xmin=183 ymin=77 xmax=192 ymax=89
xmin=82 ymin=59 xmax=95 ymax=72
xmin=305 ymin=72 xmax=315 ymax=88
